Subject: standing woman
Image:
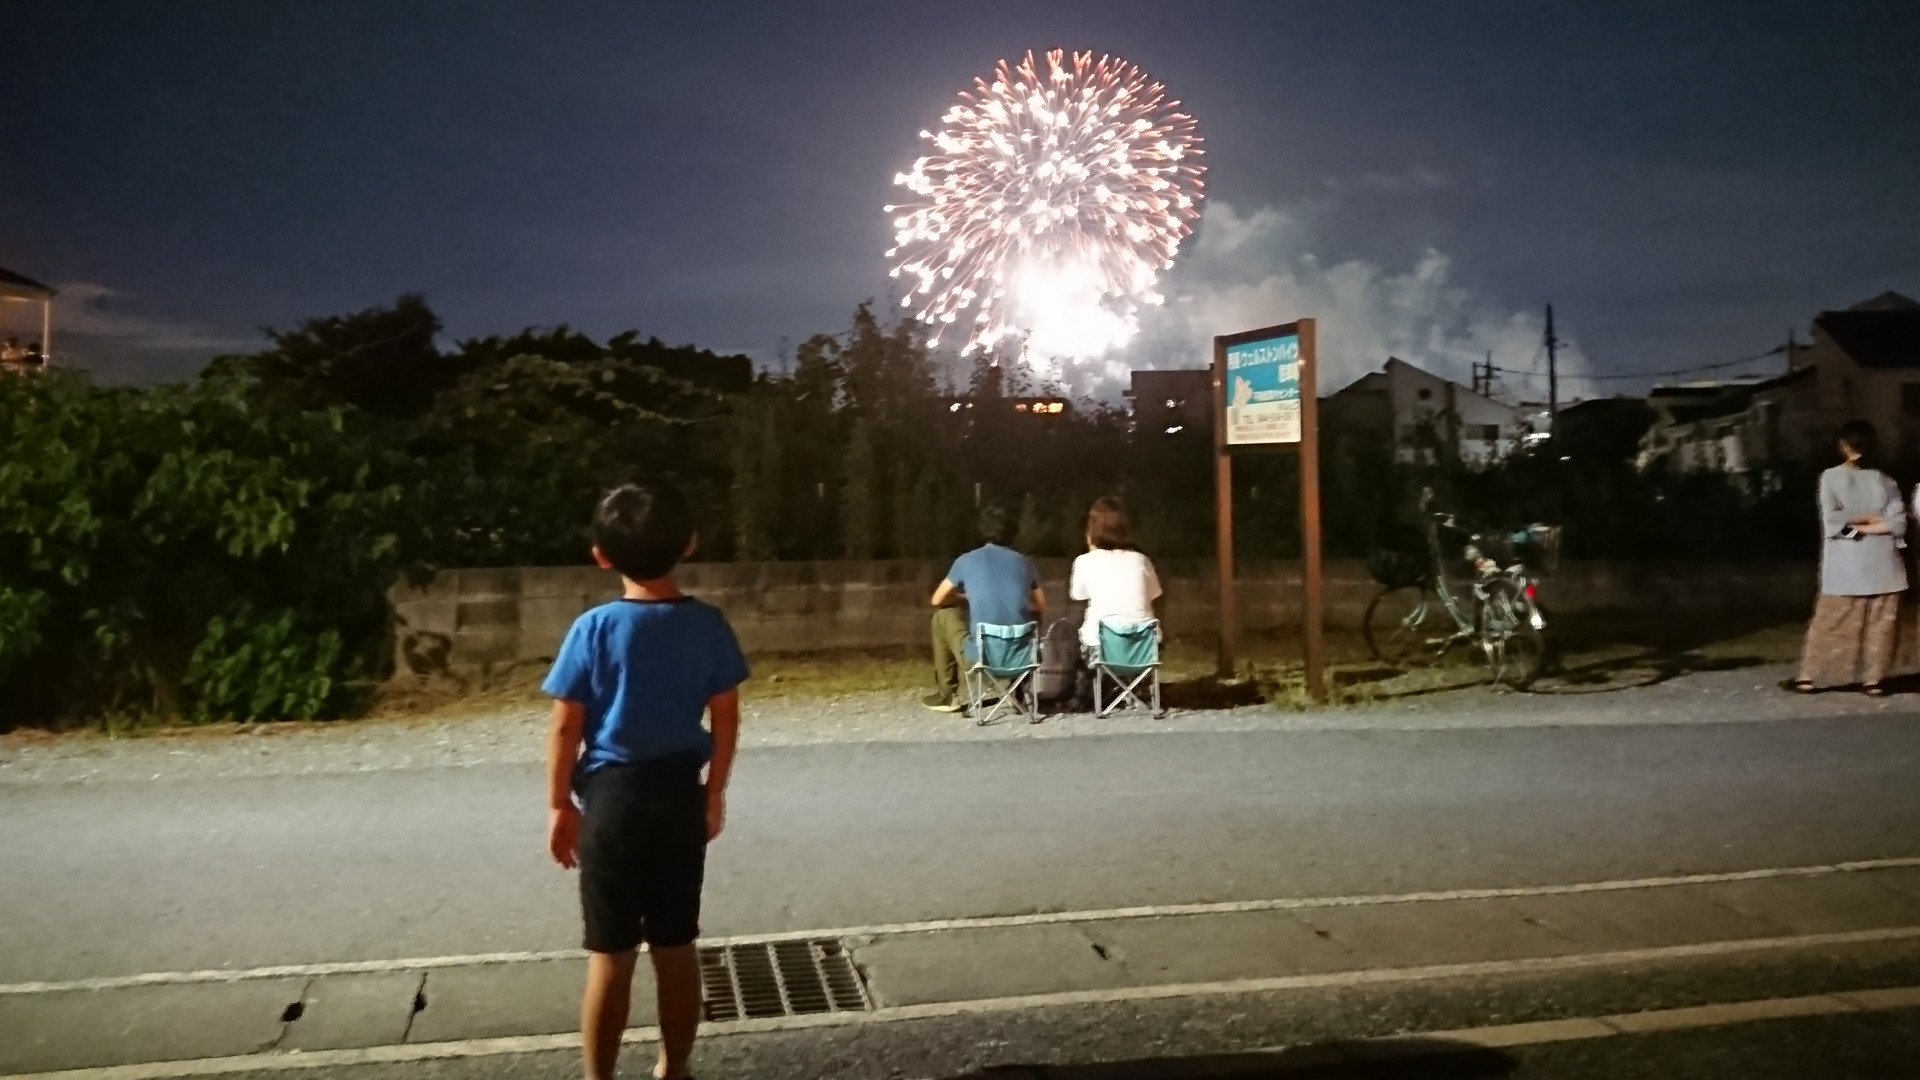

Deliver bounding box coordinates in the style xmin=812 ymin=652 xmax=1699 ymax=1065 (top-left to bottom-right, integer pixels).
xmin=1794 ymin=420 xmax=1908 ymax=695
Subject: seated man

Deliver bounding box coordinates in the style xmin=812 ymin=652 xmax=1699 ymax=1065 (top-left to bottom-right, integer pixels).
xmin=923 ymin=505 xmax=1046 ymax=712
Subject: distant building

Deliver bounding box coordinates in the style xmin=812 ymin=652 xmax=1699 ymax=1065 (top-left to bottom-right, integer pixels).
xmin=1324 ymin=358 xmax=1537 ymax=466
xmin=1557 ymin=396 xmax=1658 ymax=462
xmin=0 ymin=265 xmax=57 ymax=371
xmin=937 ymin=395 xmax=1072 ymax=421
xmin=1636 ymin=292 xmax=1920 ymax=477
xmin=1791 ymin=291 xmax=1920 ymax=464
xmin=1634 ymin=372 xmax=1812 ymax=479
xmin=1126 ymin=369 xmax=1212 ymax=437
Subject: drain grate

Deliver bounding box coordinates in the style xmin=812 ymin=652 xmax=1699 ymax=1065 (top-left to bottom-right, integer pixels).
xmin=699 ymin=939 xmax=872 ymax=1021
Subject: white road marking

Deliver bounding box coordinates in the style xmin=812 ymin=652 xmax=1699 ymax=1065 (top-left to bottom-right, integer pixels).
xmin=5 ymin=855 xmax=1917 ymax=996
xmin=10 ymin=929 xmax=1920 ymax=1080
xmin=1422 ymin=986 xmax=1913 ymax=1046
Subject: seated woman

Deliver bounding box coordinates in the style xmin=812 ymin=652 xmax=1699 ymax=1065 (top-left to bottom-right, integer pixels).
xmin=1068 ymin=496 xmax=1162 ymax=656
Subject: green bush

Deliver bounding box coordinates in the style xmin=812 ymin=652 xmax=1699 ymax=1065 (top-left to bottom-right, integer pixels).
xmin=0 ymin=299 xmax=743 ymax=728
xmin=0 ymin=370 xmax=405 ymax=724
xmin=0 ymin=293 xmax=1821 ymax=729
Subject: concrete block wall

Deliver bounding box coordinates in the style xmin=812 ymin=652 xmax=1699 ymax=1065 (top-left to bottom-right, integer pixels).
xmin=388 ymin=558 xmax=1816 ymax=679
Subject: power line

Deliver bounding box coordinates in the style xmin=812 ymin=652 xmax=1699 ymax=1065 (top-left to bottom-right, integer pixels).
xmin=1488 ymin=344 xmax=1786 ymax=385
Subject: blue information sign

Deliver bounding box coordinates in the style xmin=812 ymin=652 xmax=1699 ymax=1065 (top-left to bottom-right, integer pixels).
xmin=1223 ymin=332 xmax=1302 ymax=445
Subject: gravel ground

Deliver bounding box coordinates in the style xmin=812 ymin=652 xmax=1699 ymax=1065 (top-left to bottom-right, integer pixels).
xmin=3 ymin=655 xmax=1912 ymax=787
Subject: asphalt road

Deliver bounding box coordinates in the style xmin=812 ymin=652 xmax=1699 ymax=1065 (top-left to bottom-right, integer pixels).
xmin=4 ymin=700 xmax=1920 ymax=1076
xmin=5 ymin=715 xmax=1920 ymax=983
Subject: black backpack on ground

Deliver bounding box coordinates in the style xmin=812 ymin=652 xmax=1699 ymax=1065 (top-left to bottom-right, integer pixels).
xmin=1035 ymin=617 xmax=1082 ymax=705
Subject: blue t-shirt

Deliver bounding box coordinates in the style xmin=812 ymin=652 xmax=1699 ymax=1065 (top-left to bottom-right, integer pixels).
xmin=947 ymin=544 xmax=1040 ymax=657
xmin=542 ymin=597 xmax=750 ymax=781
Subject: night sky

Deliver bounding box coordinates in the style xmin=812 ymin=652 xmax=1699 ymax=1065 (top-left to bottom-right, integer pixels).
xmin=5 ymin=0 xmax=1917 ymax=398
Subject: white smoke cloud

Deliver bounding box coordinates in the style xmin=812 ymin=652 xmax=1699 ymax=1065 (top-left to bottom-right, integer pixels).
xmin=1054 ymin=199 xmax=1586 ymax=403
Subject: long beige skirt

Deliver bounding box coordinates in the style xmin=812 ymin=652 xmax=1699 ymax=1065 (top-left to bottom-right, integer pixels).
xmin=1797 ymin=592 xmax=1907 ymax=688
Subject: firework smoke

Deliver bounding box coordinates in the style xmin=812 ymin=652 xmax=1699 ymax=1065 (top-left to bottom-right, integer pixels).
xmin=886 ymin=49 xmax=1205 ymax=363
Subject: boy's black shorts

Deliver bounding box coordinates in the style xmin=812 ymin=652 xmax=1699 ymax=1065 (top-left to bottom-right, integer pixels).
xmin=577 ymin=755 xmax=707 ymax=953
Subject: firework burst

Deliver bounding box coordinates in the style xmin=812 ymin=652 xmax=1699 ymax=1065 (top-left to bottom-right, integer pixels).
xmin=886 ymin=49 xmax=1205 ymax=362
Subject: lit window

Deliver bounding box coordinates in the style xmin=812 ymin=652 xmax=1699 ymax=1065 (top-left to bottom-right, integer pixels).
xmin=1165 ymin=425 xmax=1184 ymax=434
xmin=949 ymin=403 xmax=962 ymax=413
xmin=1165 ymin=398 xmax=1178 ymax=408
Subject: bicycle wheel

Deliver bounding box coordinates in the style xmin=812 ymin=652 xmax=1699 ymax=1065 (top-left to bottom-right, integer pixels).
xmin=1364 ymin=585 xmax=1435 ymax=668
xmin=1479 ymin=579 xmax=1546 ymax=688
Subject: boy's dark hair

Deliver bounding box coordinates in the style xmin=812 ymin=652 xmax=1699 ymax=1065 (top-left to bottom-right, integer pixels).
xmin=977 ymin=504 xmax=1015 ymax=546
xmin=1839 ymin=419 xmax=1879 ymax=463
xmin=1086 ymin=495 xmax=1136 ymax=551
xmin=593 ymin=481 xmax=694 ymax=581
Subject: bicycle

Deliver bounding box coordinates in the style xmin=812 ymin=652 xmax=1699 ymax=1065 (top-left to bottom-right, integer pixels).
xmin=1363 ymin=493 xmax=1559 ymax=688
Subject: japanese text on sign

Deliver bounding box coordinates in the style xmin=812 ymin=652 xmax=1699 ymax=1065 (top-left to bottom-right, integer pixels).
xmin=1223 ymin=333 xmax=1302 ymax=445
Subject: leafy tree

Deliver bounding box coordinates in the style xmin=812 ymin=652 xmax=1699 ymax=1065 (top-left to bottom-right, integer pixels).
xmin=888 ymin=462 xmax=909 ymax=560
xmin=210 ymin=294 xmax=464 ymax=420
xmin=0 ymin=370 xmax=406 ymax=724
xmin=728 ymin=390 xmax=782 ymax=562
xmin=1015 ymin=491 xmax=1048 ymax=553
xmin=840 ymin=418 xmax=877 ymax=559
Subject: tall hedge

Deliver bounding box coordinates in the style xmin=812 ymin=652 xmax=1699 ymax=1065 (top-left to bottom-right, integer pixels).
xmin=0 ymin=370 xmax=404 ymax=722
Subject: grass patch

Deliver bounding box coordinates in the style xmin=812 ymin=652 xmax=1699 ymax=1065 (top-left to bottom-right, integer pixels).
xmin=751 ymin=646 xmax=928 ymax=699
xmin=29 ymin=611 xmax=1806 ymax=735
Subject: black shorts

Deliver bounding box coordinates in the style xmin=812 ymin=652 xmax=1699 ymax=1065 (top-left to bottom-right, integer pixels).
xmin=577 ymin=756 xmax=707 ymax=953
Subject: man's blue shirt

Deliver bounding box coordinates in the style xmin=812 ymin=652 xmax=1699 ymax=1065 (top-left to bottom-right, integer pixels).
xmin=947 ymin=544 xmax=1040 ymax=658
xmin=542 ymin=597 xmax=749 ymax=781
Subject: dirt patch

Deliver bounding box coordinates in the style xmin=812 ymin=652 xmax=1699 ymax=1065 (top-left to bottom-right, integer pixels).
xmin=4 ymin=613 xmax=1813 ymax=739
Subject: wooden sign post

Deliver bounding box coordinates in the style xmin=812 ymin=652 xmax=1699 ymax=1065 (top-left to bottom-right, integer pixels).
xmin=1211 ymin=319 xmax=1325 ymax=700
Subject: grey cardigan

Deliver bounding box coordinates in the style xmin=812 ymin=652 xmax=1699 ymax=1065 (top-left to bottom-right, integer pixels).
xmin=1817 ymin=464 xmax=1908 ymax=596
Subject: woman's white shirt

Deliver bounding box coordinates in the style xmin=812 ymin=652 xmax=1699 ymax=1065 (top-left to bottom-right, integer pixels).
xmin=1068 ymin=548 xmax=1163 ymax=647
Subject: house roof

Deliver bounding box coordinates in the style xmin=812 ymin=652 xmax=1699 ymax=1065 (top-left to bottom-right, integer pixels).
xmin=1690 ymin=365 xmax=1815 ymax=421
xmin=1816 ymin=307 xmax=1920 ymax=369
xmin=1645 ymin=385 xmax=1732 ymax=421
xmin=1330 ymin=370 xmax=1389 ymax=396
xmin=1645 ymin=367 xmax=1813 ymax=427
xmin=1559 ymin=396 xmax=1650 ymax=419
xmin=0 ymin=266 xmax=56 ymax=301
xmin=1847 ymin=291 xmax=1919 ymax=313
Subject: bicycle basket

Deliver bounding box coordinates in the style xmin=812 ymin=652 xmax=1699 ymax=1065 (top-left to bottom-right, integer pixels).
xmin=1510 ymin=524 xmax=1562 ymax=574
xmin=1367 ymin=547 xmax=1432 ymax=590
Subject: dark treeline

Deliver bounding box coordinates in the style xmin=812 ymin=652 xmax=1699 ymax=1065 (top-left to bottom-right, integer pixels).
xmin=0 ymin=296 xmax=1814 ymax=725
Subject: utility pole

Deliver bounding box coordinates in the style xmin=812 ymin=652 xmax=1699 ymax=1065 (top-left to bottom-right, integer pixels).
xmin=1545 ymin=304 xmax=1560 ymax=437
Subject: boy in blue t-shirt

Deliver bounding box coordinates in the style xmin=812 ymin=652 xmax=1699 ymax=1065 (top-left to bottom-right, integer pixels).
xmin=543 ymin=481 xmax=749 ymax=1080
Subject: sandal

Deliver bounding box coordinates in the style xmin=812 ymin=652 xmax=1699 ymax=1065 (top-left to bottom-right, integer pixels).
xmin=1785 ymin=679 xmax=1816 ymax=694
xmin=1864 ymin=684 xmax=1887 ymax=697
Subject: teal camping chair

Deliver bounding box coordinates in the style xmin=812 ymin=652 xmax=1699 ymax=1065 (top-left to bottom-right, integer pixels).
xmin=1092 ymin=618 xmax=1163 ymax=717
xmin=965 ymin=621 xmax=1041 ymax=725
